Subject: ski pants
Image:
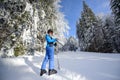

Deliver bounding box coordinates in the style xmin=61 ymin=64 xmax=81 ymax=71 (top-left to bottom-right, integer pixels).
xmin=41 ymin=46 xmax=54 ymax=69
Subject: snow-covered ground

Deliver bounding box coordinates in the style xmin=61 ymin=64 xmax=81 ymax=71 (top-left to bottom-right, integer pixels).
xmin=0 ymin=51 xmax=120 ymax=80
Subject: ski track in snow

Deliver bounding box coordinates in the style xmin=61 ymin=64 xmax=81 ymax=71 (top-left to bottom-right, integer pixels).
xmin=0 ymin=51 xmax=120 ymax=80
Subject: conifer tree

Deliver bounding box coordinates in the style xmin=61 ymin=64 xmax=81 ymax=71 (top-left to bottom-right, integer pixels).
xmin=76 ymin=1 xmax=98 ymax=51
xmin=78 ymin=1 xmax=97 ymax=29
xmin=110 ymin=0 xmax=120 ymax=52
xmin=110 ymin=0 xmax=120 ymax=25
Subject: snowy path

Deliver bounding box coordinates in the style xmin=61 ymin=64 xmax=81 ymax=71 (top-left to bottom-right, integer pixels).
xmin=0 ymin=52 xmax=120 ymax=80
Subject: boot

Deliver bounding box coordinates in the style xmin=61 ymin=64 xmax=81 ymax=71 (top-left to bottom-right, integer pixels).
xmin=48 ymin=69 xmax=57 ymax=75
xmin=40 ymin=69 xmax=47 ymax=76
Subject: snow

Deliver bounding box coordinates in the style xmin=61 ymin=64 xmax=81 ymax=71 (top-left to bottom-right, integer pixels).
xmin=0 ymin=51 xmax=120 ymax=80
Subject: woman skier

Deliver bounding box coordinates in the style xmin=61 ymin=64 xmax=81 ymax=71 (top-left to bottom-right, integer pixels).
xmin=40 ymin=29 xmax=57 ymax=76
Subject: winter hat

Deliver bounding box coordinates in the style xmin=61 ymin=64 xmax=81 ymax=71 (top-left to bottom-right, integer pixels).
xmin=47 ymin=29 xmax=53 ymax=34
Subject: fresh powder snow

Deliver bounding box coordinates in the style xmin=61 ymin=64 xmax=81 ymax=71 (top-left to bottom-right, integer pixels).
xmin=0 ymin=51 xmax=120 ymax=80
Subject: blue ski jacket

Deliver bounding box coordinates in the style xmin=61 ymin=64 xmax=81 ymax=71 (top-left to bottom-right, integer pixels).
xmin=45 ymin=34 xmax=57 ymax=47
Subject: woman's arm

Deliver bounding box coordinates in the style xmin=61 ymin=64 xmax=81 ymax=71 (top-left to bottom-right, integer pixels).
xmin=46 ymin=35 xmax=57 ymax=43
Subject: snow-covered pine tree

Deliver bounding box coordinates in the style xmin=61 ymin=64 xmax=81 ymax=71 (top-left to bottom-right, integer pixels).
xmin=110 ymin=0 xmax=120 ymax=52
xmin=76 ymin=1 xmax=99 ymax=51
xmin=0 ymin=0 xmax=28 ymax=57
xmin=62 ymin=36 xmax=78 ymax=51
xmin=110 ymin=0 xmax=120 ymax=25
xmin=82 ymin=1 xmax=97 ymax=28
xmin=99 ymin=15 xmax=115 ymax=52
xmin=0 ymin=0 xmax=69 ymax=57
xmin=76 ymin=1 xmax=115 ymax=53
xmin=34 ymin=0 xmax=69 ymax=53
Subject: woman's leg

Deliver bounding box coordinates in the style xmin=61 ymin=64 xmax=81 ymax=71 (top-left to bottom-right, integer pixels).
xmin=41 ymin=49 xmax=49 ymax=69
xmin=48 ymin=47 xmax=54 ymax=69
xmin=47 ymin=47 xmax=57 ymax=75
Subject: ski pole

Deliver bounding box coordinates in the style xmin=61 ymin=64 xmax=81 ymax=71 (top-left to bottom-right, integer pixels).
xmin=55 ymin=41 xmax=62 ymax=70
xmin=55 ymin=40 xmax=63 ymax=70
xmin=56 ymin=53 xmax=60 ymax=70
xmin=57 ymin=41 xmax=64 ymax=46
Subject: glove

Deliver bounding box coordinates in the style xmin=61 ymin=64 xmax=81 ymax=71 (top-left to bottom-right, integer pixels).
xmin=54 ymin=42 xmax=57 ymax=47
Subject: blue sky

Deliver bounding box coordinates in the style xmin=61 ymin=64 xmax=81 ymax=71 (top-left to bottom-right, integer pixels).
xmin=60 ymin=0 xmax=111 ymax=38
